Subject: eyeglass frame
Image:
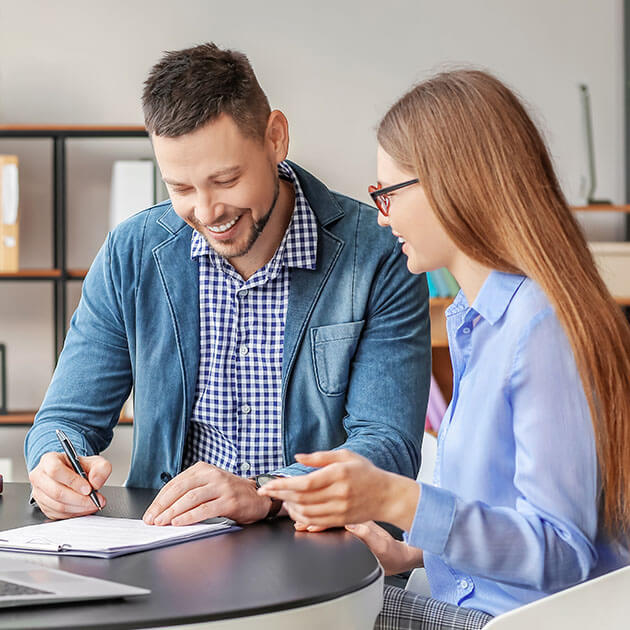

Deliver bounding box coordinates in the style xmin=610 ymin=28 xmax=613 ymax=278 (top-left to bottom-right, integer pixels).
xmin=368 ymin=179 xmax=419 ymax=216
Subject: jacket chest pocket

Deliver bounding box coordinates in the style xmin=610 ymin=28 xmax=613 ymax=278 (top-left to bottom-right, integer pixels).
xmin=310 ymin=320 xmax=365 ymax=396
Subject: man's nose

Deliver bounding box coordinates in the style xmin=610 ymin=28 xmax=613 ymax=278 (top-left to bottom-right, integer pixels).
xmin=193 ymin=192 xmax=223 ymax=225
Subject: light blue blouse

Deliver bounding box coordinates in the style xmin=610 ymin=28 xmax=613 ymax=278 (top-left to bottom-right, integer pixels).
xmin=407 ymin=271 xmax=628 ymax=616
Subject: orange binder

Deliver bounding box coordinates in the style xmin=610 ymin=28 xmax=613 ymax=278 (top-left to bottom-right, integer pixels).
xmin=0 ymin=155 xmax=19 ymax=272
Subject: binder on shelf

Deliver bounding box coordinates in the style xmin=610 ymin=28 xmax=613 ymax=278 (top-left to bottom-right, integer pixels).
xmin=442 ymin=269 xmax=460 ymax=296
xmin=426 ymin=373 xmax=447 ymax=433
xmin=109 ymin=160 xmax=156 ymax=230
xmin=0 ymin=343 xmax=6 ymax=414
xmin=426 ymin=271 xmax=438 ymax=298
xmin=0 ymin=155 xmax=19 ymax=272
xmin=589 ymin=241 xmax=630 ymax=298
xmin=431 ymin=268 xmax=450 ymax=297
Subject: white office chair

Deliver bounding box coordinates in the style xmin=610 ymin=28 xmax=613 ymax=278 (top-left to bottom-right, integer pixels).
xmin=406 ymin=433 xmax=630 ymax=628
xmin=484 ymin=564 xmax=630 ymax=629
xmin=404 ymin=431 xmax=437 ymax=596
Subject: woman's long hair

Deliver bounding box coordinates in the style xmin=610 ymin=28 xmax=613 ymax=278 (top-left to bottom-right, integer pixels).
xmin=378 ymin=69 xmax=630 ymax=538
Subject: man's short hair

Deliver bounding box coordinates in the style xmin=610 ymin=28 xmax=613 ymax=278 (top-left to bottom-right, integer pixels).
xmin=142 ymin=42 xmax=271 ymax=140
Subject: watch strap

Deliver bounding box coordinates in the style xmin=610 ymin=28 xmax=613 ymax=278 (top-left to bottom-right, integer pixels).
xmin=253 ymin=474 xmax=283 ymax=520
xmin=265 ymin=496 xmax=283 ymax=520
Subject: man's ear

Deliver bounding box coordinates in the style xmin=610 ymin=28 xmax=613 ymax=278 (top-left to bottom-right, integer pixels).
xmin=265 ymin=110 xmax=289 ymax=163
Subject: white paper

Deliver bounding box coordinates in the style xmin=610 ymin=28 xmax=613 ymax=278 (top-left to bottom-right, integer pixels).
xmin=109 ymin=160 xmax=155 ymax=229
xmin=0 ymin=515 xmax=236 ymax=558
xmin=1 ymin=163 xmax=18 ymax=225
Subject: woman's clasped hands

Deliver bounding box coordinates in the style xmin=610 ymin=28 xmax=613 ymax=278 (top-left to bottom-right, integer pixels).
xmin=257 ymin=449 xmax=424 ymax=575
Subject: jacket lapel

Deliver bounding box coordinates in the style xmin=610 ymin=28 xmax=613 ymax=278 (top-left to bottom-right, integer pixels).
xmin=152 ymin=209 xmax=200 ymax=422
xmin=282 ymin=162 xmax=345 ymax=384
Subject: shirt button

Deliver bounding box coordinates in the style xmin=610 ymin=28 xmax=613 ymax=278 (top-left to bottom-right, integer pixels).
xmin=241 ymin=404 xmax=251 ymax=414
xmin=462 ymin=327 xmax=471 ymax=334
xmin=239 ymin=344 xmax=249 ymax=356
xmin=239 ymin=289 xmax=249 ymax=297
xmin=458 ymin=579 xmax=469 ymax=589
xmin=240 ymin=461 xmax=251 ymax=473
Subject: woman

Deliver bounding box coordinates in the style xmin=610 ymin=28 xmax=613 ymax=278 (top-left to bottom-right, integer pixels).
xmin=259 ymin=69 xmax=630 ymax=629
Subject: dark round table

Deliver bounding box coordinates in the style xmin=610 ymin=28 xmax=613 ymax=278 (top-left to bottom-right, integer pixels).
xmin=0 ymin=483 xmax=382 ymax=629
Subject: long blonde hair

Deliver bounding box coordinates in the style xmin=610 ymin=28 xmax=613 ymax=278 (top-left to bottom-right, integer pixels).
xmin=378 ymin=69 xmax=630 ymax=538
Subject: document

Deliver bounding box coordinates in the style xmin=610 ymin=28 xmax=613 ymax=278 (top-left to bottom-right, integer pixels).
xmin=0 ymin=515 xmax=239 ymax=558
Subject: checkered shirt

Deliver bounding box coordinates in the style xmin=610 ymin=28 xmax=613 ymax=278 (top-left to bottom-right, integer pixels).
xmin=182 ymin=161 xmax=318 ymax=477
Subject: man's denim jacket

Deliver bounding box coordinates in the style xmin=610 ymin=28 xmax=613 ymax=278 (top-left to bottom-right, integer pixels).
xmin=25 ymin=162 xmax=431 ymax=488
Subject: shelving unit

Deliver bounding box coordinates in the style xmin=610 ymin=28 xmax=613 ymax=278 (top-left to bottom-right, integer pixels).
xmin=0 ymin=411 xmax=133 ymax=426
xmin=0 ymin=125 xmax=148 ymax=425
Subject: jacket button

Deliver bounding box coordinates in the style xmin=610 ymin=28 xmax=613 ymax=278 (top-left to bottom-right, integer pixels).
xmin=160 ymin=472 xmax=172 ymax=483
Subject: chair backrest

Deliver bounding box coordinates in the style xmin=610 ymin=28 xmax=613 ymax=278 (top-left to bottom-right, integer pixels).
xmin=417 ymin=432 xmax=438 ymax=485
xmin=484 ymin=565 xmax=630 ymax=629
xmin=405 ymin=432 xmax=439 ymax=597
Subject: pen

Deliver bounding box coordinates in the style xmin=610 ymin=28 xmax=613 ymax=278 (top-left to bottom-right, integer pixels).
xmin=55 ymin=429 xmax=102 ymax=511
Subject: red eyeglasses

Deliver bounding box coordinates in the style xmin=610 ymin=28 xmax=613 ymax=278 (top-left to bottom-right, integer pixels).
xmin=368 ymin=179 xmax=419 ymax=216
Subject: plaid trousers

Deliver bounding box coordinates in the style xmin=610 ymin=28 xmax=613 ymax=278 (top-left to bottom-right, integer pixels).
xmin=374 ymin=585 xmax=493 ymax=630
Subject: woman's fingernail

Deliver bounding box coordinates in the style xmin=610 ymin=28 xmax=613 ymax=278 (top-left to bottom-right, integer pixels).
xmin=345 ymin=524 xmax=356 ymax=531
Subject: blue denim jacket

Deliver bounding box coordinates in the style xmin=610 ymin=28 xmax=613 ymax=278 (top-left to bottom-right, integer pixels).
xmin=25 ymin=162 xmax=431 ymax=488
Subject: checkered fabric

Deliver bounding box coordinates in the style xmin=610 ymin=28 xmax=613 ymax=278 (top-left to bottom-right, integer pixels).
xmin=374 ymin=586 xmax=493 ymax=630
xmin=182 ymin=161 xmax=318 ymax=477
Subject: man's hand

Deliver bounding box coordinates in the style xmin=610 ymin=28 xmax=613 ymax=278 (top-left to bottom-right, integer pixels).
xmin=345 ymin=521 xmax=424 ymax=576
xmin=258 ymin=449 xmax=420 ymax=531
xmin=143 ymin=462 xmax=273 ymax=526
xmin=29 ymin=451 xmax=111 ymax=520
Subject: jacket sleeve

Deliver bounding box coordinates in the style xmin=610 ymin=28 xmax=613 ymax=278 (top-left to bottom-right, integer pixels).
xmin=276 ymin=239 xmax=431 ymax=479
xmin=24 ymin=233 xmax=133 ymax=471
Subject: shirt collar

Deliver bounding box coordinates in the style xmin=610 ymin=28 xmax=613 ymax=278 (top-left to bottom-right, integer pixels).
xmin=190 ymin=161 xmax=318 ymax=273
xmin=446 ymin=271 xmax=526 ymax=325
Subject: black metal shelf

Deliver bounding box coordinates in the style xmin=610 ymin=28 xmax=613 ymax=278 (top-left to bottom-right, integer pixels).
xmin=0 ymin=126 xmax=148 ymax=361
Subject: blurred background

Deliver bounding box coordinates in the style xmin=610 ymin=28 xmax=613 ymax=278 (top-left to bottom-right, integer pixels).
xmin=0 ymin=0 xmax=625 ymax=482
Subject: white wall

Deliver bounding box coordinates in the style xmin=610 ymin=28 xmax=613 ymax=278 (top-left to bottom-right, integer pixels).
xmin=0 ymin=0 xmax=624 ymax=479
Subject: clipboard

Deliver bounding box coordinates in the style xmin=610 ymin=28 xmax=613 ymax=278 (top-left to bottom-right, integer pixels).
xmin=0 ymin=515 xmax=239 ymax=559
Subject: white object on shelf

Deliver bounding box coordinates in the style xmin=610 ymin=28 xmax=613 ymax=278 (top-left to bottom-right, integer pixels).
xmin=109 ymin=160 xmax=155 ymax=229
xmin=589 ymin=241 xmax=630 ymax=298
xmin=1 ymin=162 xmax=18 ymax=225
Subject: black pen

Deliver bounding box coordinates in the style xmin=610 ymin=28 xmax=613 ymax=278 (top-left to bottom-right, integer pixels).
xmin=55 ymin=429 xmax=102 ymax=511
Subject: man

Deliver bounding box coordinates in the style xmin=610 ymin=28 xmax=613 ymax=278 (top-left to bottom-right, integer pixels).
xmin=25 ymin=43 xmax=430 ymax=526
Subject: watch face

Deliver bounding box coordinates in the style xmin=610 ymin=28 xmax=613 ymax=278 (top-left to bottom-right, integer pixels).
xmin=255 ymin=474 xmax=279 ymax=489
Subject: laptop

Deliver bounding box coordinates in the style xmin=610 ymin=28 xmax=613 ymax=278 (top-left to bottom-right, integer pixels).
xmin=0 ymin=557 xmax=150 ymax=609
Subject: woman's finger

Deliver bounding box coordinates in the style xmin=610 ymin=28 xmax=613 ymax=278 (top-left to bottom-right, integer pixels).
xmin=258 ymin=482 xmax=345 ymax=505
xmin=259 ymin=464 xmax=347 ymax=495
xmin=294 ymin=449 xmax=359 ymax=467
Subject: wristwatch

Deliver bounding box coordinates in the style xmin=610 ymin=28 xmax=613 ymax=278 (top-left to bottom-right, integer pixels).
xmin=254 ymin=474 xmax=283 ymax=520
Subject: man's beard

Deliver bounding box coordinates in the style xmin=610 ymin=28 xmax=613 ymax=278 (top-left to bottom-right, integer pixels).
xmin=203 ymin=172 xmax=280 ymax=260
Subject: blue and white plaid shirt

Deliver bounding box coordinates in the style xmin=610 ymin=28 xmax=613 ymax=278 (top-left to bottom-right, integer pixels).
xmin=182 ymin=161 xmax=318 ymax=476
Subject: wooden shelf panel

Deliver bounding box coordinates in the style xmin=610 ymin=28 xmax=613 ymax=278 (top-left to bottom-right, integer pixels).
xmin=0 ymin=124 xmax=146 ymax=131
xmin=572 ymin=204 xmax=630 ymax=212
xmin=429 ymin=297 xmax=455 ymax=307
xmin=0 ymin=269 xmax=61 ymax=278
xmin=0 ymin=412 xmax=133 ymax=425
xmin=67 ymin=269 xmax=89 ymax=279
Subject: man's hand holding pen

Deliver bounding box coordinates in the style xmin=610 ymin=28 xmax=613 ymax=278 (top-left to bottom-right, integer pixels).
xmin=28 ymin=450 xmax=111 ymax=520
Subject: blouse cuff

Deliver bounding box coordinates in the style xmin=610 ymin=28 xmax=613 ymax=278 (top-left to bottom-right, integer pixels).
xmin=406 ymin=483 xmax=457 ymax=555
